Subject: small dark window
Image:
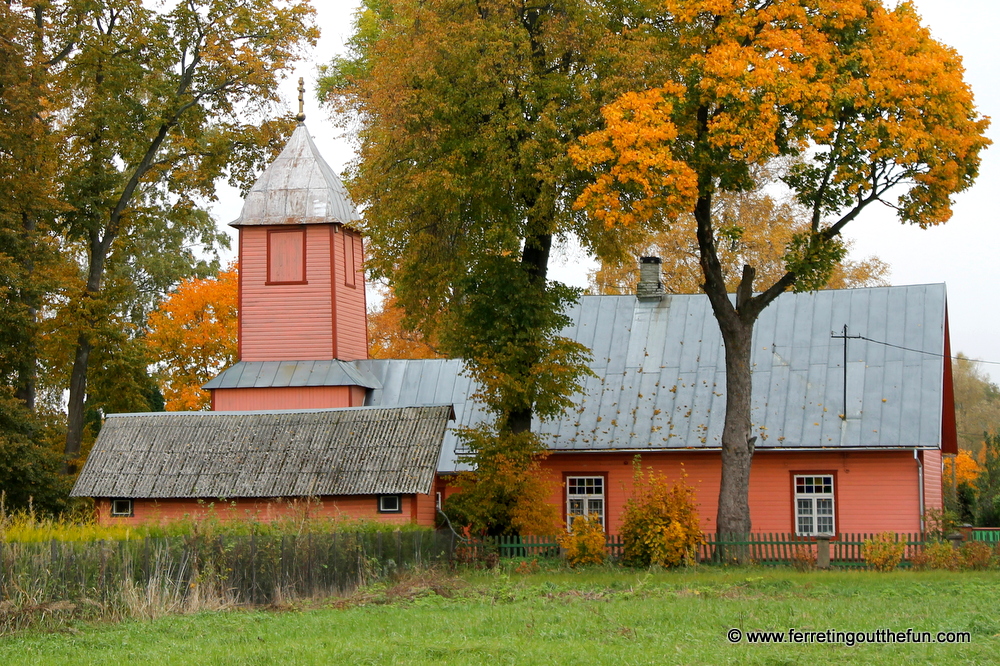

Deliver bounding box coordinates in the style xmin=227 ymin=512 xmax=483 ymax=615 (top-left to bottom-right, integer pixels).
xmin=111 ymin=499 xmax=134 ymax=517
xmin=378 ymin=495 xmax=402 ymax=513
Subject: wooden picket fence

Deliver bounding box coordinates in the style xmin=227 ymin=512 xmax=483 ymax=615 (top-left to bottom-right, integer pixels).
xmin=701 ymin=532 xmax=927 ymax=567
xmin=970 ymin=528 xmax=1000 ymax=543
xmin=464 ymin=532 xmax=940 ymax=567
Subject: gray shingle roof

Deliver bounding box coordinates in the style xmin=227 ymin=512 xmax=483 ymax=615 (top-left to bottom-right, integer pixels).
xmin=71 ymin=406 xmax=453 ymax=499
xmin=203 ymin=360 xmax=382 ymax=390
xmin=231 ymin=124 xmax=361 ymax=227
xmin=359 ymin=284 xmax=950 ymax=472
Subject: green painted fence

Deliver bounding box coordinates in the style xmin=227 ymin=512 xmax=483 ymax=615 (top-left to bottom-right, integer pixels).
xmin=971 ymin=529 xmax=1000 ymax=543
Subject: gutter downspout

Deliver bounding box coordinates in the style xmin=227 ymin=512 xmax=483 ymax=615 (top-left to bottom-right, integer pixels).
xmin=914 ymin=449 xmax=925 ymax=532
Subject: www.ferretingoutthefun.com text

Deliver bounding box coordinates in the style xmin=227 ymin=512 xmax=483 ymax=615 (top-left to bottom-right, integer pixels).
xmin=727 ymin=628 xmax=971 ymax=646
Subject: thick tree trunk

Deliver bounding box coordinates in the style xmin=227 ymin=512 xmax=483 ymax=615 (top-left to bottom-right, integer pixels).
xmin=716 ymin=316 xmax=755 ymax=538
xmin=63 ymin=333 xmax=92 ymax=472
xmin=692 ymin=171 xmax=773 ymax=558
xmin=63 ymin=231 xmax=110 ymax=472
xmin=15 ymin=212 xmax=37 ymax=411
xmin=13 ymin=305 xmax=37 ymax=412
xmin=506 ymin=230 xmax=552 ymax=436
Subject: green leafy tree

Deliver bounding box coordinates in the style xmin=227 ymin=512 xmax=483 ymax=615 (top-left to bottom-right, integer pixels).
xmin=952 ymin=355 xmax=1000 ymax=457
xmin=0 ymin=3 xmax=64 ymax=413
xmin=16 ymin=0 xmax=318 ymax=469
xmin=974 ymin=433 xmax=1000 ymax=527
xmin=0 ymin=390 xmax=71 ymax=516
xmin=571 ymin=0 xmax=989 ymax=539
xmin=0 ymin=4 xmax=77 ymax=509
xmin=323 ymin=0 xmax=634 ymax=534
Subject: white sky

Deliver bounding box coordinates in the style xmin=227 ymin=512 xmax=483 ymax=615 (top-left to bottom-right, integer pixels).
xmin=212 ymin=0 xmax=1000 ymax=377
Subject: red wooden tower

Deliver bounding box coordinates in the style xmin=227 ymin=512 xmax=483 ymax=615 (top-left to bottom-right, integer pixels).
xmin=205 ymin=118 xmax=377 ymax=410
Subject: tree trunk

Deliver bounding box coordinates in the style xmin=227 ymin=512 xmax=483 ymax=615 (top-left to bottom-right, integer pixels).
xmin=505 ymin=229 xmax=552 ymax=437
xmin=14 ymin=212 xmax=37 ymax=411
xmin=716 ymin=316 xmax=755 ymax=539
xmin=63 ymin=333 xmax=92 ymax=472
xmin=63 ymin=231 xmax=110 ymax=472
xmin=692 ymin=175 xmax=769 ymax=559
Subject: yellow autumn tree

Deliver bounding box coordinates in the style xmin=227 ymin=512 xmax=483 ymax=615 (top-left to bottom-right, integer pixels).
xmin=591 ymin=178 xmax=890 ymax=295
xmin=368 ymin=293 xmax=443 ymax=360
xmin=572 ymin=0 xmax=990 ymax=540
xmin=945 ymin=451 xmax=980 ymax=487
xmin=146 ymin=266 xmax=238 ymax=410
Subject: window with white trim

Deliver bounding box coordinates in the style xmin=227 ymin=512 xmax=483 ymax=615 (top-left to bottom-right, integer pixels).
xmin=566 ymin=476 xmax=604 ymax=529
xmin=378 ymin=495 xmax=401 ymax=513
xmin=110 ymin=499 xmax=133 ymax=517
xmin=794 ymin=475 xmax=835 ymax=536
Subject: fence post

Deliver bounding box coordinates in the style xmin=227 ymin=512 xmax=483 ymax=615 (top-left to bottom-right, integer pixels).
xmin=948 ymin=531 xmax=965 ymax=550
xmin=815 ymin=536 xmax=831 ymax=569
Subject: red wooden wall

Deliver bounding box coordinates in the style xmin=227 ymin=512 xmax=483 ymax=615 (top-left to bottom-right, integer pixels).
xmin=212 ymin=386 xmax=364 ymax=411
xmin=96 ymin=494 xmax=436 ymax=527
xmin=238 ymin=223 xmax=367 ymax=363
xmin=534 ymin=449 xmax=940 ymax=535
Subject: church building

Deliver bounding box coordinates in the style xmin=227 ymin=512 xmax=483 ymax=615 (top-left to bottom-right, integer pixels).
xmin=73 ymin=118 xmax=955 ymax=536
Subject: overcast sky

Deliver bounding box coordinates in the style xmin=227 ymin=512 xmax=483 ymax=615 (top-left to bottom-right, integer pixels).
xmin=212 ymin=0 xmax=1000 ymax=377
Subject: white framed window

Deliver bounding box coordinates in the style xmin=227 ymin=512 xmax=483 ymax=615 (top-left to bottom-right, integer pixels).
xmin=794 ymin=475 xmax=835 ymax=536
xmin=566 ymin=476 xmax=605 ymax=529
xmin=378 ymin=495 xmax=402 ymax=513
xmin=110 ymin=499 xmax=133 ymax=517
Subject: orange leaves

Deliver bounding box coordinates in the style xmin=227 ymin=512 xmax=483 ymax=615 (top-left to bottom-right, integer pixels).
xmin=572 ymin=0 xmax=989 ymax=239
xmin=146 ymin=265 xmax=238 ymax=411
xmin=571 ymin=88 xmax=698 ymax=229
xmin=945 ymin=451 xmax=980 ymax=487
xmin=367 ymin=294 xmax=443 ymax=360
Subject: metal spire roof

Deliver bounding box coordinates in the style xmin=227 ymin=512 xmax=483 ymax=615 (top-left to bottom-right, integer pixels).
xmin=230 ymin=123 xmax=361 ymax=227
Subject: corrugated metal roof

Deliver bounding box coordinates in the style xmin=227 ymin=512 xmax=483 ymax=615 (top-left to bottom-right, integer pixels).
xmin=231 ymin=124 xmax=361 ymax=227
xmin=71 ymin=406 xmax=452 ymax=499
xmin=203 ymin=360 xmax=382 ymax=390
xmin=359 ymin=284 xmax=949 ymax=472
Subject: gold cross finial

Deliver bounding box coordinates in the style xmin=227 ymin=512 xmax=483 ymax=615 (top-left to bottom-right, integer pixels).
xmin=296 ymin=77 xmax=306 ymax=123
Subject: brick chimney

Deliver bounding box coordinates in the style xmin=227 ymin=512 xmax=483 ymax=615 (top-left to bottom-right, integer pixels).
xmin=637 ymin=257 xmax=664 ymax=301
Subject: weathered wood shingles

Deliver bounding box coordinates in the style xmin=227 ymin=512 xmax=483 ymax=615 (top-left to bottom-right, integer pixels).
xmin=71 ymin=406 xmax=452 ymax=499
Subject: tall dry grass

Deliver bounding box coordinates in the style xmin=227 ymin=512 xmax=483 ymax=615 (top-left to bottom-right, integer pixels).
xmin=0 ymin=495 xmax=452 ymax=635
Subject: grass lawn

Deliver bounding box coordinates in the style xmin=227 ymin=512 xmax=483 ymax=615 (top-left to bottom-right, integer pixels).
xmin=2 ymin=566 xmax=999 ymax=665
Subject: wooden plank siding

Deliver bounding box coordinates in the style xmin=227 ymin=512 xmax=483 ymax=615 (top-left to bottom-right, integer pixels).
xmin=332 ymin=228 xmax=367 ymax=360
xmin=535 ymin=449 xmax=940 ymax=536
xmin=212 ymin=386 xmax=358 ymax=411
xmin=95 ymin=495 xmax=436 ymax=527
xmin=238 ymin=224 xmax=367 ymax=363
xmin=240 ymin=224 xmax=335 ymax=361
xmin=923 ymin=448 xmax=942 ymax=513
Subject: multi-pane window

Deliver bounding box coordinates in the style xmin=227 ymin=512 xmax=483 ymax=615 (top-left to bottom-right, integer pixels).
xmin=794 ymin=475 xmax=835 ymax=536
xmin=567 ymin=476 xmax=605 ymax=529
